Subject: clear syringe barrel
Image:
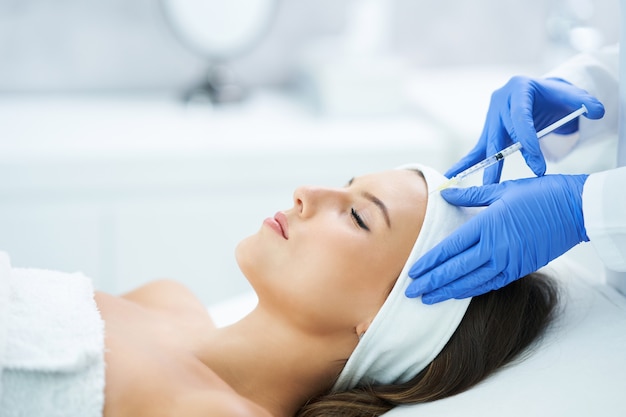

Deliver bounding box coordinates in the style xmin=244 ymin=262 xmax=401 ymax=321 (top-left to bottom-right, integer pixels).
xmin=448 ymin=104 xmax=588 ymax=185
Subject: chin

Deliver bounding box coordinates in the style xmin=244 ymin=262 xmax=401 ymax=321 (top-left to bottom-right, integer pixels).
xmin=234 ymin=235 xmax=253 ymax=274
xmin=235 ymin=233 xmax=285 ymax=292
xmin=234 ymin=233 xmax=267 ymax=284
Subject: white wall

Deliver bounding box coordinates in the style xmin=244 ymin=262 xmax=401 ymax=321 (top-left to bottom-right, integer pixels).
xmin=0 ymin=0 xmax=619 ymax=92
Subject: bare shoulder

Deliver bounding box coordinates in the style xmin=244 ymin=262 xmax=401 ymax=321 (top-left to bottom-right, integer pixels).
xmin=121 ymin=279 xmax=215 ymax=326
xmin=175 ymin=390 xmax=273 ymax=417
xmin=121 ymin=279 xmax=195 ymax=301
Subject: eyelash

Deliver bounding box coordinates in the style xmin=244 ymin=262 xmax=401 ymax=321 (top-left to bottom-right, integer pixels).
xmin=351 ymin=208 xmax=370 ymax=231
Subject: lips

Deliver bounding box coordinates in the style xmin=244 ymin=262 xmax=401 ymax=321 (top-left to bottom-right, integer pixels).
xmin=273 ymin=211 xmax=289 ymax=239
xmin=263 ymin=211 xmax=289 ymax=239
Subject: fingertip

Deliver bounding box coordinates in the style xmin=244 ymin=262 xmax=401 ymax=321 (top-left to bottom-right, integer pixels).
xmin=405 ymin=286 xmax=423 ymax=299
xmin=440 ymin=187 xmax=471 ymax=206
xmin=482 ymin=163 xmax=502 ymax=185
xmin=439 ymin=187 xmax=460 ymax=199
xmin=444 ymin=159 xmax=469 ymax=179
xmin=520 ymin=149 xmax=546 ymax=177
xmin=583 ymin=99 xmax=605 ymax=119
xmin=443 ymin=167 xmax=458 ymax=180
xmin=530 ymin=156 xmax=546 ymax=177
xmin=421 ymin=293 xmax=444 ymax=305
xmin=405 ymin=280 xmax=425 ymax=298
xmin=440 ymin=185 xmax=499 ymax=207
xmin=408 ymin=264 xmax=428 ymax=280
xmin=445 ymin=143 xmax=488 ymax=179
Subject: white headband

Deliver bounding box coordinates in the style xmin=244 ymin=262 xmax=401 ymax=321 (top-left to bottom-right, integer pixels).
xmin=332 ymin=163 xmax=475 ymax=391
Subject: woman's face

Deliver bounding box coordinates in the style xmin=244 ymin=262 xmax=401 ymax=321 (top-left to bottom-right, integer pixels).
xmin=236 ymin=169 xmax=428 ymax=335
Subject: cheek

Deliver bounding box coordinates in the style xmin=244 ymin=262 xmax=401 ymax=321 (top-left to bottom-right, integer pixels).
xmin=292 ymin=233 xmax=397 ymax=309
xmin=235 ymin=223 xmax=406 ymax=333
xmin=294 ymin=229 xmax=371 ymax=280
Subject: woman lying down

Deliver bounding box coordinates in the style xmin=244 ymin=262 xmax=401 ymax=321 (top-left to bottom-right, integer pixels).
xmin=0 ymin=164 xmax=557 ymax=417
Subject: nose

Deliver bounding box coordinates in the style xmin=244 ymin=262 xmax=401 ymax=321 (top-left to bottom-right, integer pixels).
xmin=293 ymin=185 xmax=348 ymax=218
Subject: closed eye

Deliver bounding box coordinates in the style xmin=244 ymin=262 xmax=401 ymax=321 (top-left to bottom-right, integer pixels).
xmin=347 ymin=177 xmax=390 ymax=229
xmin=351 ymin=208 xmax=370 ymax=231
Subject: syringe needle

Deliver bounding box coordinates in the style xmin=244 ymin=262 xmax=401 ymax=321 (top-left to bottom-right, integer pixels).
xmin=430 ymin=104 xmax=588 ymax=195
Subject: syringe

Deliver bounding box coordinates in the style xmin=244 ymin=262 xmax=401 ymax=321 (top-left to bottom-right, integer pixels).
xmin=431 ymin=104 xmax=588 ymax=194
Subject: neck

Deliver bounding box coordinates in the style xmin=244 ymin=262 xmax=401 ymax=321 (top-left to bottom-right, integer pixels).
xmin=198 ymin=305 xmax=356 ymax=417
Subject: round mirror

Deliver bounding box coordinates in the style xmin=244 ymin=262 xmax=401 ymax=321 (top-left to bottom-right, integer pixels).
xmin=161 ymin=0 xmax=278 ymax=103
xmin=160 ymin=0 xmax=278 ymax=60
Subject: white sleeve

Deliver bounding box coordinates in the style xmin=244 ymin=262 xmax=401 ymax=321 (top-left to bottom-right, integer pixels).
xmin=582 ymin=166 xmax=626 ymax=271
xmin=540 ymin=45 xmax=619 ymax=161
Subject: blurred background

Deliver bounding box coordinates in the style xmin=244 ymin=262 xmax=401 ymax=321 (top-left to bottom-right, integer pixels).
xmin=0 ymin=0 xmax=620 ymax=305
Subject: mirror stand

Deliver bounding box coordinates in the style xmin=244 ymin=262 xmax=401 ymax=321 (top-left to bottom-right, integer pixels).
xmin=183 ymin=64 xmax=246 ymax=104
xmin=159 ymin=0 xmax=278 ymax=105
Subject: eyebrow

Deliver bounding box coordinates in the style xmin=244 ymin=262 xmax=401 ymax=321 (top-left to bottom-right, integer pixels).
xmin=348 ymin=177 xmax=391 ymax=228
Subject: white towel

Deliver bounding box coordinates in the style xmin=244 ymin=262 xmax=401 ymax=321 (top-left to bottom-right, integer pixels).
xmin=0 ymin=251 xmax=105 ymax=417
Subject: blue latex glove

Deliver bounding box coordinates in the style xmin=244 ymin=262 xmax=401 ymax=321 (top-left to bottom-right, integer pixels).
xmin=406 ymin=174 xmax=589 ymax=304
xmin=446 ymin=76 xmax=605 ymax=185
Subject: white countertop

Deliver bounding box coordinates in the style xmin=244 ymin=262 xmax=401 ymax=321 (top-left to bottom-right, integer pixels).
xmin=0 ymin=90 xmax=446 ymax=161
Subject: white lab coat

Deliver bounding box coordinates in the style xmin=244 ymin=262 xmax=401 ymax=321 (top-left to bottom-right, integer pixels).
xmin=543 ymin=40 xmax=626 ymax=275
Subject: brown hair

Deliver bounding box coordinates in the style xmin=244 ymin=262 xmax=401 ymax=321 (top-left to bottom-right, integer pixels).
xmin=296 ymin=272 xmax=558 ymax=417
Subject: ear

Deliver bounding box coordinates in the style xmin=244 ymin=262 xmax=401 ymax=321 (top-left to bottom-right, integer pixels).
xmin=355 ymin=316 xmax=375 ymax=340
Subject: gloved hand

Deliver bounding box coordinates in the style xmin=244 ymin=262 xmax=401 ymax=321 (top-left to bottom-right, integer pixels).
xmin=406 ymin=174 xmax=589 ymax=304
xmin=446 ymin=76 xmax=605 ymax=185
